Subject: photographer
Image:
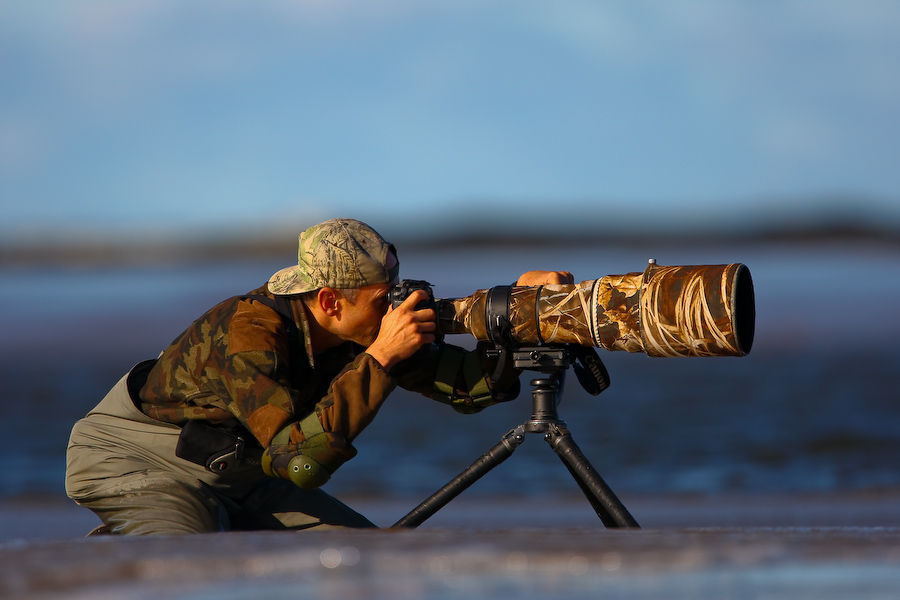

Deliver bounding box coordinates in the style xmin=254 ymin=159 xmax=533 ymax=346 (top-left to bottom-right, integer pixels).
xmin=65 ymin=218 xmax=572 ymax=535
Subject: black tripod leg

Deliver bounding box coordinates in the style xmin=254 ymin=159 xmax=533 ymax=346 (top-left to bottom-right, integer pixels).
xmin=392 ymin=428 xmax=524 ymax=528
xmin=546 ymin=426 xmax=640 ymax=528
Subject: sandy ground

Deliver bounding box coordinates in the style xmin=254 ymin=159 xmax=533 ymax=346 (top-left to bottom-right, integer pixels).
xmin=4 ymin=490 xmax=900 ymax=540
xmin=2 ymin=491 xmax=900 ymax=599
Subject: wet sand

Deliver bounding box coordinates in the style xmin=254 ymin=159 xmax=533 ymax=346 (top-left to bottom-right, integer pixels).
xmin=2 ymin=492 xmax=900 ymax=599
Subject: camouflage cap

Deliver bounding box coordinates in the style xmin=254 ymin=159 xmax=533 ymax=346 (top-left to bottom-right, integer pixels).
xmin=268 ymin=218 xmax=399 ymax=295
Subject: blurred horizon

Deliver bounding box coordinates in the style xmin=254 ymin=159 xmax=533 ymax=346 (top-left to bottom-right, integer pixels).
xmin=3 ymin=192 xmax=899 ymax=267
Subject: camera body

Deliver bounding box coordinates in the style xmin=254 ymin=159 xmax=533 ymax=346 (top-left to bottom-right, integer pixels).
xmin=388 ymin=279 xmax=436 ymax=311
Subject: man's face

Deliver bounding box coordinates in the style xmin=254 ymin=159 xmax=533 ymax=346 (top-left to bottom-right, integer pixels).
xmin=333 ymin=252 xmax=399 ymax=347
xmin=335 ymin=282 xmax=394 ymax=347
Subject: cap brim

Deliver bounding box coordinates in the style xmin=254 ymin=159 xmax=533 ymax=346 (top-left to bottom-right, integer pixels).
xmin=268 ymin=265 xmax=316 ymax=295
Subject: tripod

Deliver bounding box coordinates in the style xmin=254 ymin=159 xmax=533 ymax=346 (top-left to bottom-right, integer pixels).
xmin=392 ymin=345 xmax=640 ymax=529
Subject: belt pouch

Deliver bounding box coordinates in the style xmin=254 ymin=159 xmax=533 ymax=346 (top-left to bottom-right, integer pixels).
xmin=175 ymin=421 xmax=245 ymax=473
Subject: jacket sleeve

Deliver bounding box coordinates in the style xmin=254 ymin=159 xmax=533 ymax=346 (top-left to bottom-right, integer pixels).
xmin=258 ymin=353 xmax=397 ymax=488
xmin=391 ymin=341 xmax=521 ymax=414
xmin=221 ymin=301 xmax=397 ymax=489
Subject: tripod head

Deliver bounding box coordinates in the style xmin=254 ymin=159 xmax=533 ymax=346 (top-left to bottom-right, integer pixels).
xmin=487 ymin=344 xmax=611 ymax=399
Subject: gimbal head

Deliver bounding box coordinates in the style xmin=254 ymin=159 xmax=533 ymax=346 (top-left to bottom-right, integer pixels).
xmin=487 ymin=344 xmax=611 ymax=398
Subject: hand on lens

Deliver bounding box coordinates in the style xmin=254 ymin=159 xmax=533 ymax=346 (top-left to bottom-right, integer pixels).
xmin=515 ymin=270 xmax=575 ymax=286
xmin=366 ymin=290 xmax=436 ymax=372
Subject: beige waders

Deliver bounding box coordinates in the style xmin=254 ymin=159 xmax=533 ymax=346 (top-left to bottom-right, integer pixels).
xmin=65 ymin=361 xmax=374 ymax=534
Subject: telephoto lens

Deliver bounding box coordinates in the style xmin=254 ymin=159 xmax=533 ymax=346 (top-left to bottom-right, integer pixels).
xmin=432 ymin=261 xmax=754 ymax=358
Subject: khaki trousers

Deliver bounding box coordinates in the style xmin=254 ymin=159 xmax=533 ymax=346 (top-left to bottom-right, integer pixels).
xmin=65 ymin=363 xmax=374 ymax=535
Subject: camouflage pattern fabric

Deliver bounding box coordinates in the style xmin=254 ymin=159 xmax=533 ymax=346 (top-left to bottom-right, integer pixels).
xmin=139 ymin=284 xmax=518 ymax=486
xmin=268 ymin=218 xmax=400 ymax=295
xmin=436 ymin=263 xmax=753 ymax=358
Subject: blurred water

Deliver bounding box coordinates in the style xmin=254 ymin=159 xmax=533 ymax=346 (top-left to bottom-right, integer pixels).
xmin=1 ymin=240 xmax=898 ymax=500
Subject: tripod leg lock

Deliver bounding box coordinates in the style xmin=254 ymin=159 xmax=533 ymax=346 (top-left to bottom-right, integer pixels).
xmin=501 ymin=425 xmax=526 ymax=453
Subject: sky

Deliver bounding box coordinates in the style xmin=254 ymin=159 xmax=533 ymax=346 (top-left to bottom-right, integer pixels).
xmin=1 ymin=0 xmax=899 ymax=242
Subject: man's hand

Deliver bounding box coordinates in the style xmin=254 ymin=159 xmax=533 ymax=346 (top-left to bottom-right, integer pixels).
xmin=365 ymin=290 xmax=436 ymax=373
xmin=515 ymin=270 xmax=574 ymax=286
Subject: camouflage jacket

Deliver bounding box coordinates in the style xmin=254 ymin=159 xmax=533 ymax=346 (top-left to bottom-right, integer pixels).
xmin=138 ymin=284 xmax=519 ymax=487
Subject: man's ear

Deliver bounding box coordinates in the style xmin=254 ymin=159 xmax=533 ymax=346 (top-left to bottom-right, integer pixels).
xmin=317 ymin=287 xmax=341 ymax=317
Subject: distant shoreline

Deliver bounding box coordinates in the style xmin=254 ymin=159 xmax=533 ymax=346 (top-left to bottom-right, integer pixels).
xmin=2 ymin=223 xmax=898 ymax=268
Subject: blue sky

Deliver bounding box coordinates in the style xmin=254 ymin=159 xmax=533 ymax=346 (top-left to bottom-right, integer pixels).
xmin=1 ymin=1 xmax=899 ymax=241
